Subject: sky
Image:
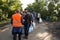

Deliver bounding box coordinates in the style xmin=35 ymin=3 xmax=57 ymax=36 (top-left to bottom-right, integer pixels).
xmin=21 ymin=0 xmax=35 ymax=10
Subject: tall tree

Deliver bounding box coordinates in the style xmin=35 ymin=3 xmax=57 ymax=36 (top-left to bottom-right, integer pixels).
xmin=0 ymin=0 xmax=22 ymax=20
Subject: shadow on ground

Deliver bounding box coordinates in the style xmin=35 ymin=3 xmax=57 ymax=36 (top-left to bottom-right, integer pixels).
xmin=47 ymin=22 xmax=60 ymax=40
xmin=1 ymin=22 xmax=60 ymax=40
xmin=27 ymin=23 xmax=53 ymax=40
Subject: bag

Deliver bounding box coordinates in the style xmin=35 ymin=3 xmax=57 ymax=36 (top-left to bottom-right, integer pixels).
xmin=29 ymin=25 xmax=33 ymax=32
xmin=32 ymin=22 xmax=35 ymax=28
xmin=39 ymin=18 xmax=42 ymax=23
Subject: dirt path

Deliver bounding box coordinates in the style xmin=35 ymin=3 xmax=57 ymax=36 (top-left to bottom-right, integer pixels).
xmin=0 ymin=22 xmax=58 ymax=40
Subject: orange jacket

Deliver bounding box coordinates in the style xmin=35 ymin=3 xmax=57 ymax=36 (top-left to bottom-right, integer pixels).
xmin=12 ymin=13 xmax=22 ymax=27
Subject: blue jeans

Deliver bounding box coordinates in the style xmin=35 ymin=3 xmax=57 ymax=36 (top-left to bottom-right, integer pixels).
xmin=12 ymin=27 xmax=23 ymax=40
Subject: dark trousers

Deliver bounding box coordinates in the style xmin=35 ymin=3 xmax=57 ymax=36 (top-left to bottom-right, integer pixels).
xmin=37 ymin=18 xmax=39 ymax=23
xmin=13 ymin=32 xmax=22 ymax=40
xmin=24 ymin=23 xmax=30 ymax=37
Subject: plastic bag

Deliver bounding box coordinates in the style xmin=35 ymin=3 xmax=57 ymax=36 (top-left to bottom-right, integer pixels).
xmin=39 ymin=18 xmax=43 ymax=23
xmin=29 ymin=25 xmax=33 ymax=32
xmin=32 ymin=22 xmax=35 ymax=28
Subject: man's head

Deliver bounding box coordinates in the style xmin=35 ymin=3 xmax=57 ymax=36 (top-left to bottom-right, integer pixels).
xmin=15 ymin=9 xmax=20 ymax=13
xmin=24 ymin=9 xmax=28 ymax=13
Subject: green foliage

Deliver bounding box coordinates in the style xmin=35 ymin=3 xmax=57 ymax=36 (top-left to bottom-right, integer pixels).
xmin=48 ymin=2 xmax=55 ymax=13
xmin=49 ymin=16 xmax=58 ymax=22
xmin=0 ymin=0 xmax=22 ymax=21
xmin=26 ymin=0 xmax=60 ymax=22
xmin=54 ymin=0 xmax=59 ymax=3
xmin=26 ymin=4 xmax=34 ymax=12
xmin=26 ymin=0 xmax=45 ymax=13
xmin=41 ymin=8 xmax=48 ymax=19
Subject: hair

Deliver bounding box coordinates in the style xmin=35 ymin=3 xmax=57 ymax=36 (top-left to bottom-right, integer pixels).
xmin=15 ymin=9 xmax=20 ymax=13
xmin=25 ymin=9 xmax=27 ymax=10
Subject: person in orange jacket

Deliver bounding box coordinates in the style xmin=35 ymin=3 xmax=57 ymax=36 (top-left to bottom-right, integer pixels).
xmin=11 ymin=9 xmax=23 ymax=40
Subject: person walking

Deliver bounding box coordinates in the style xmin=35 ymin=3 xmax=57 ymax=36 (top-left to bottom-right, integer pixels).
xmin=32 ymin=11 xmax=36 ymax=27
xmin=23 ymin=9 xmax=32 ymax=39
xmin=32 ymin=11 xmax=36 ymax=21
xmin=37 ymin=13 xmax=40 ymax=23
xmin=11 ymin=9 xmax=23 ymax=40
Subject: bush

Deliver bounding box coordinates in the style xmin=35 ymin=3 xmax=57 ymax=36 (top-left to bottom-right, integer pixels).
xmin=49 ymin=16 xmax=58 ymax=22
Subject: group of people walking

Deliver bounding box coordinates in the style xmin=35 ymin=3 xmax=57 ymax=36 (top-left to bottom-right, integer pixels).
xmin=11 ymin=9 xmax=34 ymax=40
xmin=11 ymin=8 xmax=43 ymax=40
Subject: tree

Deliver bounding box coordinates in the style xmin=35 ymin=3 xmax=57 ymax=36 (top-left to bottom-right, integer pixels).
xmin=56 ymin=4 xmax=60 ymax=18
xmin=0 ymin=0 xmax=22 ymax=21
xmin=27 ymin=0 xmax=45 ymax=12
xmin=26 ymin=4 xmax=34 ymax=12
xmin=26 ymin=0 xmax=60 ymax=21
xmin=54 ymin=0 xmax=59 ymax=3
xmin=48 ymin=2 xmax=55 ymax=15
